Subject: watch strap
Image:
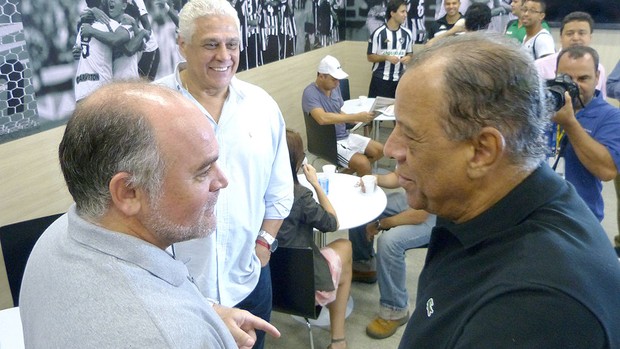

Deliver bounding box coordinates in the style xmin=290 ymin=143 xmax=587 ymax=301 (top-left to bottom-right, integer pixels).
xmin=256 ymin=239 xmax=270 ymax=250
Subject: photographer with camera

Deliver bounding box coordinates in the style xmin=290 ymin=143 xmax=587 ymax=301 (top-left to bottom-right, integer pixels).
xmin=552 ymin=46 xmax=620 ymax=222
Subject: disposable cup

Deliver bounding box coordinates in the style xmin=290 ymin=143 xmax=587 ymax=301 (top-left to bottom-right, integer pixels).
xmin=361 ymin=175 xmax=377 ymax=194
xmin=322 ymin=164 xmax=336 ymax=176
xmin=358 ymin=95 xmax=368 ymax=106
xmin=318 ymin=174 xmax=329 ymax=195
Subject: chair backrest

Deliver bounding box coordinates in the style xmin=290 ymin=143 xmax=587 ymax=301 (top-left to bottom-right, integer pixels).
xmin=0 ymin=213 xmax=62 ymax=306
xmin=303 ymin=112 xmax=339 ymax=166
xmin=338 ymin=78 xmax=350 ymax=101
xmin=270 ymin=246 xmax=321 ymax=319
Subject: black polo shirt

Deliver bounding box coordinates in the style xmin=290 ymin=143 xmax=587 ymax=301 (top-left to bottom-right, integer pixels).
xmin=427 ymin=13 xmax=462 ymax=40
xmin=399 ymin=164 xmax=620 ymax=348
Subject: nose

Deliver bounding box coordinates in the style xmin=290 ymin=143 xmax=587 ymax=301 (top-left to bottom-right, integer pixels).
xmin=383 ymin=125 xmax=405 ymax=162
xmin=214 ymin=45 xmax=230 ymax=61
xmin=211 ymin=164 xmax=229 ymax=191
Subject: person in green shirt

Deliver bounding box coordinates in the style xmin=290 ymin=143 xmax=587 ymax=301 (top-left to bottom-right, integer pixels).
xmin=504 ymin=0 xmax=549 ymax=43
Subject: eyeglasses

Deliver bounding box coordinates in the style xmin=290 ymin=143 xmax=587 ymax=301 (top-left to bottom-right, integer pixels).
xmin=521 ymin=7 xmax=543 ymax=14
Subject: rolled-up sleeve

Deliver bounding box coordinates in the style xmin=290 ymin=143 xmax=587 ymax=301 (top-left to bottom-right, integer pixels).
xmin=264 ymin=110 xmax=294 ymax=219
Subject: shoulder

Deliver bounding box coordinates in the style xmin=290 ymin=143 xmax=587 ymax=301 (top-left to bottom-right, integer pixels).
xmin=400 ymin=26 xmax=413 ymax=38
xmin=232 ymin=77 xmax=278 ymax=104
xmin=296 ymin=184 xmax=314 ymax=199
xmin=370 ymin=24 xmax=386 ymax=37
xmin=537 ymin=29 xmax=553 ymax=40
xmin=302 ymin=83 xmax=320 ymax=99
xmin=154 ymin=74 xmax=177 ymax=88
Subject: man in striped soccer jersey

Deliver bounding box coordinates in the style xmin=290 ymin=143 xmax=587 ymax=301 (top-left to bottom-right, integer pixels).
xmin=367 ymin=0 xmax=413 ymax=99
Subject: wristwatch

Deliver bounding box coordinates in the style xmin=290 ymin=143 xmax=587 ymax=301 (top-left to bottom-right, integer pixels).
xmin=258 ymin=230 xmax=278 ymax=252
xmin=374 ymin=220 xmax=391 ymax=232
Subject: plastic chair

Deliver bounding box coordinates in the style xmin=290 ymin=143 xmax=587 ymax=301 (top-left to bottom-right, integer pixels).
xmin=338 ymin=78 xmax=350 ymax=101
xmin=270 ymin=246 xmax=321 ymax=349
xmin=0 ymin=213 xmax=62 ymax=306
xmin=304 ymin=112 xmax=340 ymax=168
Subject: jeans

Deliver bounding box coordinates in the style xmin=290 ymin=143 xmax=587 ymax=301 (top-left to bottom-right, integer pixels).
xmin=235 ymin=265 xmax=272 ymax=349
xmin=349 ymin=191 xmax=435 ymax=316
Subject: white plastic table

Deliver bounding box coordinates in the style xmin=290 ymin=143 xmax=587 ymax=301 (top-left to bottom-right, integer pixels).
xmin=0 ymin=307 xmax=24 ymax=349
xmin=295 ymin=173 xmax=387 ymax=328
xmin=298 ymin=172 xmax=387 ymax=232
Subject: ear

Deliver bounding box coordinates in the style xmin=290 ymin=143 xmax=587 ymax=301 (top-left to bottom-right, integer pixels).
xmin=466 ymin=127 xmax=505 ymax=179
xmin=177 ymin=35 xmax=186 ymax=59
xmin=594 ymin=69 xmax=600 ymax=87
xmin=109 ymin=172 xmax=144 ymax=217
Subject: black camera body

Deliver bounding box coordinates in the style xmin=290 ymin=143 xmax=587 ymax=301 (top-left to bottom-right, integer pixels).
xmin=546 ymin=73 xmax=580 ymax=111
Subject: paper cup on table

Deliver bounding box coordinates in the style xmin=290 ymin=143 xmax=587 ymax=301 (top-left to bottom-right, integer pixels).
xmin=358 ymin=95 xmax=367 ymax=106
xmin=361 ymin=175 xmax=377 ymax=194
xmin=322 ymin=164 xmax=336 ymax=177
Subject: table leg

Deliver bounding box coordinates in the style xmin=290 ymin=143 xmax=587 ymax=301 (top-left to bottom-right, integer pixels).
xmin=373 ymin=119 xmax=380 ymax=172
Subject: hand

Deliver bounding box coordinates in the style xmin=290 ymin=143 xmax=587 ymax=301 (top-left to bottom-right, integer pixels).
xmin=80 ymin=23 xmax=94 ymax=38
xmin=400 ymin=55 xmax=411 ymax=65
xmin=357 ymin=111 xmax=376 ymax=123
xmin=365 ymin=221 xmax=380 ymax=242
xmin=72 ymin=44 xmax=81 ymax=61
xmin=551 ymin=92 xmax=577 ymax=127
xmin=90 ymin=7 xmax=110 ymax=26
xmin=386 ymin=55 xmax=400 ymax=64
xmin=302 ymin=163 xmax=318 ymax=186
xmin=213 ymin=305 xmax=281 ymax=349
xmin=255 ymin=243 xmax=271 ymax=267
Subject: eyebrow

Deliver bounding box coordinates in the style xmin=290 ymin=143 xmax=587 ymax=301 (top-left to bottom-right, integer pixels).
xmin=195 ymin=155 xmax=218 ymax=174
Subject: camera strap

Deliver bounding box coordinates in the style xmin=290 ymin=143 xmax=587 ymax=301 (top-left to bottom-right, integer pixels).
xmin=552 ymin=132 xmax=568 ymax=171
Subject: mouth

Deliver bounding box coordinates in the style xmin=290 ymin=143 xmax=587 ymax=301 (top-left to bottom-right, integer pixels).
xmin=211 ymin=66 xmax=229 ymax=72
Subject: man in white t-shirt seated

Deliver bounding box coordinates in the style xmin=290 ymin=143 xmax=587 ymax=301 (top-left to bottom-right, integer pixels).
xmin=520 ymin=0 xmax=554 ymax=59
xmin=535 ymin=11 xmax=606 ymax=98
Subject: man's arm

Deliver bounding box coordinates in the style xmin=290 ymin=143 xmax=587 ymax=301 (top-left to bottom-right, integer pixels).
xmin=81 ymin=23 xmax=130 ymax=49
xmin=309 ymin=107 xmax=375 ymax=125
xmin=255 ymin=218 xmax=284 ymax=267
xmin=553 ymin=93 xmax=618 ymax=181
xmin=607 ymin=59 xmax=620 ymax=100
xmin=367 ymin=53 xmax=401 ymax=65
xmin=119 ymin=15 xmax=149 ymax=55
xmin=379 ymin=209 xmax=429 ymax=229
xmin=376 ymin=171 xmax=401 ymax=189
xmin=365 ymin=209 xmax=429 ymax=241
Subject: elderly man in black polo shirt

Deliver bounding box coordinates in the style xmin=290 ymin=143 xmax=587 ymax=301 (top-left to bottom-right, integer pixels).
xmin=385 ymin=32 xmax=620 ymax=348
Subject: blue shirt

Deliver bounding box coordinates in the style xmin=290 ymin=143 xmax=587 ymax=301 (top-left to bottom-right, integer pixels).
xmin=156 ymin=63 xmax=294 ymax=306
xmin=564 ymin=91 xmax=620 ymax=221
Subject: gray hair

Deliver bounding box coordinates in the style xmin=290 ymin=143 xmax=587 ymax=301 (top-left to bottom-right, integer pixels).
xmin=59 ymin=82 xmax=168 ymax=220
xmin=407 ymin=32 xmax=550 ymax=170
xmin=178 ymin=0 xmax=241 ymax=42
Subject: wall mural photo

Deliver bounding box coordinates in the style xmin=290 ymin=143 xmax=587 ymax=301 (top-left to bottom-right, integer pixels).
xmin=6 ymin=0 xmax=616 ymax=143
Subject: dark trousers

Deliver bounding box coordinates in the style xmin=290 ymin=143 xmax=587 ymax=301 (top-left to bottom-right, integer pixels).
xmin=368 ymin=75 xmax=398 ymax=98
xmin=235 ymin=265 xmax=272 ymax=349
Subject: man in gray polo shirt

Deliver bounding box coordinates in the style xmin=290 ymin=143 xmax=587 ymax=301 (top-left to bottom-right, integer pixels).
xmin=19 ymin=81 xmax=279 ymax=349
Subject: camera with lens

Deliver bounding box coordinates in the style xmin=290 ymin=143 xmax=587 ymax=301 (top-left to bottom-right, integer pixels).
xmin=546 ymin=73 xmax=580 ymax=111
